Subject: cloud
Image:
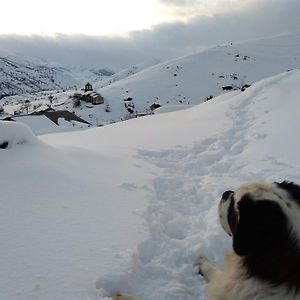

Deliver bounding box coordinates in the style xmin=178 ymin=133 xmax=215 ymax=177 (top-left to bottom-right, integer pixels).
xmin=159 ymin=0 xmax=233 ymax=6
xmin=158 ymin=0 xmax=240 ymax=17
xmin=0 ymin=0 xmax=299 ymax=71
xmin=159 ymin=0 xmax=198 ymax=6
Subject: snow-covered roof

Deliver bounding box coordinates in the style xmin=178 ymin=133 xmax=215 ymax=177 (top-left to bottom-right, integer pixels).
xmin=82 ymin=91 xmax=102 ymax=97
xmin=82 ymin=91 xmax=93 ymax=95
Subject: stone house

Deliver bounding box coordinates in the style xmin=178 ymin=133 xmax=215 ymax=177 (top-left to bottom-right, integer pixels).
xmin=75 ymin=83 xmax=104 ymax=105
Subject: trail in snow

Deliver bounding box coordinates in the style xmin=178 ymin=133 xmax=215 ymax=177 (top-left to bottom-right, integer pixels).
xmin=96 ymin=71 xmax=300 ymax=300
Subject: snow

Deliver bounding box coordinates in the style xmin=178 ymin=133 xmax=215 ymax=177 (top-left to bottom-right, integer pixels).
xmin=2 ymin=115 xmax=91 ymax=135
xmin=0 ymin=121 xmax=40 ymax=147
xmin=93 ymin=60 xmax=160 ymax=89
xmin=154 ymin=104 xmax=193 ymax=114
xmin=1 ymin=67 xmax=300 ymax=300
xmin=2 ymin=32 xmax=300 ymax=133
xmin=88 ymin=32 xmax=300 ymax=125
xmin=0 ymin=122 xmax=153 ymax=300
xmin=0 ymin=52 xmax=113 ymax=99
xmin=9 ymin=115 xmax=60 ymax=135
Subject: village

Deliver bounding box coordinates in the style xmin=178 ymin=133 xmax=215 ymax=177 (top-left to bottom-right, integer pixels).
xmin=0 ymin=82 xmax=160 ymax=134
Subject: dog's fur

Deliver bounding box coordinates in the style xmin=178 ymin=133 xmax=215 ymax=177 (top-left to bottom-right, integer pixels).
xmin=198 ymin=181 xmax=300 ymax=300
xmin=113 ymin=181 xmax=300 ymax=300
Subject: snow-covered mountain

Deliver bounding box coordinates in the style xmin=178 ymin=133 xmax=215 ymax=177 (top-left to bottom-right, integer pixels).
xmin=96 ymin=32 xmax=300 ymax=110
xmin=3 ymin=32 xmax=299 ymax=133
xmin=0 ymin=56 xmax=74 ymax=98
xmin=1 ymin=68 xmax=300 ymax=300
xmin=93 ymin=59 xmax=161 ymax=88
xmin=0 ymin=53 xmax=115 ymax=99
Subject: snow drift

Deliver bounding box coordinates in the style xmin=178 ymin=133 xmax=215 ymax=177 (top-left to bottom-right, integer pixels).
xmin=0 ymin=121 xmax=40 ymax=148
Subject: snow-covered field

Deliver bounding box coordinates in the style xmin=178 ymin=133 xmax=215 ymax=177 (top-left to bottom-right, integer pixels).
xmin=1 ymin=68 xmax=300 ymax=300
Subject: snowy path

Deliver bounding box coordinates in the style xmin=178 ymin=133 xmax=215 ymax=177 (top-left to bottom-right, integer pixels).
xmin=96 ymin=70 xmax=300 ymax=300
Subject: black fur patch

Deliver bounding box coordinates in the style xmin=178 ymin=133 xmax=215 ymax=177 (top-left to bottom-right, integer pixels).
xmin=276 ymin=181 xmax=300 ymax=206
xmin=235 ymin=194 xmax=300 ymax=290
xmin=222 ymin=190 xmax=234 ymax=200
xmin=233 ymin=195 xmax=287 ymax=256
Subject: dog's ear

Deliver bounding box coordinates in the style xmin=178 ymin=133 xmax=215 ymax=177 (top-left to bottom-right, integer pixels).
xmin=233 ymin=196 xmax=288 ymax=256
xmin=276 ymin=181 xmax=300 ymax=205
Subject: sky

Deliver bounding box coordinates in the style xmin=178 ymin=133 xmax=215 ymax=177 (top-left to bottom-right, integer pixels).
xmin=0 ymin=0 xmax=300 ymax=71
xmin=1 ymin=0 xmax=167 ymax=36
xmin=1 ymin=0 xmax=236 ymax=36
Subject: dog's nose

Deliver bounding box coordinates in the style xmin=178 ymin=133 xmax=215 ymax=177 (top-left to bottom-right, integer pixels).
xmin=222 ymin=190 xmax=234 ymax=201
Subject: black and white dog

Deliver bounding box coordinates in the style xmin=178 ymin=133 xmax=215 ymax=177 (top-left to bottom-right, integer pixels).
xmin=198 ymin=181 xmax=300 ymax=300
xmin=114 ymin=181 xmax=300 ymax=300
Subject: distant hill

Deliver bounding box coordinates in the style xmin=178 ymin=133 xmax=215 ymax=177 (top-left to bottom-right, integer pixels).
xmin=96 ymin=32 xmax=300 ymax=110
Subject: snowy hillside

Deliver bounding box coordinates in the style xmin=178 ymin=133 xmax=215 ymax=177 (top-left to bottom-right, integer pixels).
xmin=0 ymin=53 xmax=114 ymax=99
xmin=0 ymin=56 xmax=75 ymax=98
xmin=3 ymin=32 xmax=299 ymax=133
xmin=1 ymin=68 xmax=300 ymax=300
xmin=93 ymin=59 xmax=161 ymax=88
xmin=96 ymin=33 xmax=300 ymax=112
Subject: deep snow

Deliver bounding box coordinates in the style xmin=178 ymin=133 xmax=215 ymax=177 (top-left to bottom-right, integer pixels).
xmin=1 ymin=69 xmax=300 ymax=300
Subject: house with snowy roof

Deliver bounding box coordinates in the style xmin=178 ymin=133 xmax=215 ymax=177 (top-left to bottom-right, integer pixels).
xmin=75 ymin=83 xmax=104 ymax=105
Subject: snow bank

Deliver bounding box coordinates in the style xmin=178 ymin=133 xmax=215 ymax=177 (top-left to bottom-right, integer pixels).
xmin=0 ymin=120 xmax=153 ymax=300
xmin=0 ymin=121 xmax=40 ymax=149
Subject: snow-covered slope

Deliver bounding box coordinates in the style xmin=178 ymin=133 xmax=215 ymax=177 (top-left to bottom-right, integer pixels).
xmin=0 ymin=56 xmax=75 ymax=98
xmin=1 ymin=68 xmax=300 ymax=300
xmin=94 ymin=32 xmax=300 ymax=116
xmin=93 ymin=60 xmax=160 ymax=88
xmin=0 ymin=53 xmax=114 ymax=99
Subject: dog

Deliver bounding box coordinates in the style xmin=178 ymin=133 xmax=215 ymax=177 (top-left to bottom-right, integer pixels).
xmin=198 ymin=181 xmax=300 ymax=300
xmin=113 ymin=181 xmax=300 ymax=300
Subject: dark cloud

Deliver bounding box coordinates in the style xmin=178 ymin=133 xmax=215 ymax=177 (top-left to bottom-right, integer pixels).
xmin=0 ymin=0 xmax=299 ymax=71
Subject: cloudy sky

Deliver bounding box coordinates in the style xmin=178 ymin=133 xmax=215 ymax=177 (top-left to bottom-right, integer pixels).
xmin=1 ymin=0 xmax=299 ymax=71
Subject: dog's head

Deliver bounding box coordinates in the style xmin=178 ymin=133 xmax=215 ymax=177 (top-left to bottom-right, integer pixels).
xmin=218 ymin=181 xmax=300 ymax=287
xmin=219 ymin=181 xmax=300 ymax=256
